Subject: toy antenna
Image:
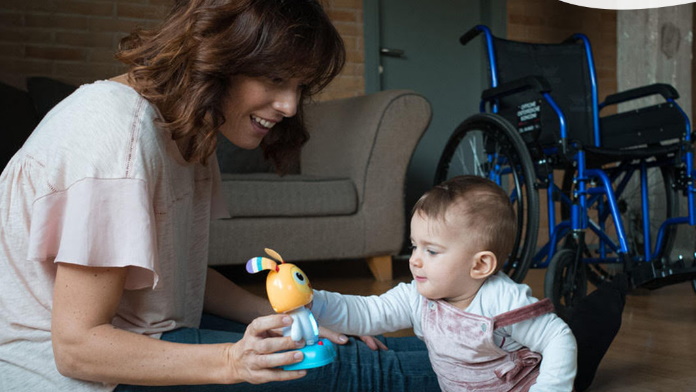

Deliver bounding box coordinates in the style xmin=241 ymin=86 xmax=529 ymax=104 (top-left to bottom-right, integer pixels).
xmin=246 ymin=257 xmax=279 ymax=274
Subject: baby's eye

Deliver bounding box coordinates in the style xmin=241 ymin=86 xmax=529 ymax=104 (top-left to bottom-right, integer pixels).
xmin=426 ymin=249 xmax=439 ymax=256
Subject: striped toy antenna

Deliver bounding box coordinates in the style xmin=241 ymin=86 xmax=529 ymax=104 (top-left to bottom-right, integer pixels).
xmin=246 ymin=256 xmax=279 ymax=274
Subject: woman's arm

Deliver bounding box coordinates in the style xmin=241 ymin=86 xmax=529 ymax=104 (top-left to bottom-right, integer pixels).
xmin=51 ymin=263 xmax=305 ymax=386
xmin=204 ymin=267 xmax=274 ymax=324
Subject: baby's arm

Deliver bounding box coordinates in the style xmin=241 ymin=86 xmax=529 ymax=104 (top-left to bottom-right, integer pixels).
xmin=311 ymin=282 xmax=420 ymax=336
xmin=509 ymin=312 xmax=577 ymax=391
xmin=492 ymin=279 xmax=576 ymax=391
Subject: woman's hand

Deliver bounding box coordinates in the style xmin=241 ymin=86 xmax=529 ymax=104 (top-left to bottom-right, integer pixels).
xmin=318 ymin=327 xmax=388 ymax=351
xmin=227 ymin=314 xmax=307 ymax=384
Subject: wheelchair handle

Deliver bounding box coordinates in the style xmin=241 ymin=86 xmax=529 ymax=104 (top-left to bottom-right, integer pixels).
xmin=460 ymin=26 xmax=483 ymax=46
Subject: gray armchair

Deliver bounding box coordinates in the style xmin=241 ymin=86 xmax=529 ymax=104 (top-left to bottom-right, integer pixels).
xmin=208 ymin=89 xmax=431 ymax=281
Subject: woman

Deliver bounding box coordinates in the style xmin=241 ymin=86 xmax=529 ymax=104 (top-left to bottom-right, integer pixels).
xmin=0 ymin=0 xmax=438 ymax=391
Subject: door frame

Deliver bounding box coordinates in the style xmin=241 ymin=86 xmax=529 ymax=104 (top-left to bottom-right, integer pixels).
xmin=363 ymin=0 xmax=508 ymax=94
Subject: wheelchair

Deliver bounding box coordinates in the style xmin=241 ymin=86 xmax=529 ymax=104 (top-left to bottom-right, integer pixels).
xmin=435 ymin=25 xmax=696 ymax=312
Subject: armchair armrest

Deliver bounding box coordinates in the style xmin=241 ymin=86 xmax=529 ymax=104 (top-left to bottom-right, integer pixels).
xmin=601 ymin=83 xmax=679 ymax=107
xmin=302 ymin=90 xmax=431 ymax=204
xmin=301 ymin=90 xmax=431 ymax=255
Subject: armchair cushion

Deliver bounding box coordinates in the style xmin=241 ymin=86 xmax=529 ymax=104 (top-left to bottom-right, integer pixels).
xmin=216 ymin=135 xmax=276 ymax=174
xmin=220 ymin=173 xmax=357 ymax=217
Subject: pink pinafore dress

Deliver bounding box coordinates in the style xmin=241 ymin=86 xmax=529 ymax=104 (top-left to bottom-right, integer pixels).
xmin=421 ymin=297 xmax=554 ymax=392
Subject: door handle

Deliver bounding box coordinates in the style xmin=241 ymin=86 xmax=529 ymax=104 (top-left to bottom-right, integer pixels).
xmin=380 ymin=48 xmax=405 ymax=58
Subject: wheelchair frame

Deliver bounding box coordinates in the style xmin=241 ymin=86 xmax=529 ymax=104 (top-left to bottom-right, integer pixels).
xmin=436 ymin=25 xmax=696 ymax=309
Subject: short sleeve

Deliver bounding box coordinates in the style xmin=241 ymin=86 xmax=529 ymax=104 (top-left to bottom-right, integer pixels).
xmin=27 ymin=178 xmax=159 ymax=290
xmin=209 ymin=153 xmax=231 ymax=220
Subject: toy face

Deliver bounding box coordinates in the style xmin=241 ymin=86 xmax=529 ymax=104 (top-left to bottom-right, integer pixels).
xmin=266 ymin=263 xmax=313 ymax=313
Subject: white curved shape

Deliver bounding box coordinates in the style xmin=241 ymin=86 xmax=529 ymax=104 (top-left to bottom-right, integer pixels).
xmin=559 ymin=0 xmax=693 ymax=9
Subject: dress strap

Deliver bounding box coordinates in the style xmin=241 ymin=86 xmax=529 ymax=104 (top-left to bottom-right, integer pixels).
xmin=493 ymin=298 xmax=555 ymax=330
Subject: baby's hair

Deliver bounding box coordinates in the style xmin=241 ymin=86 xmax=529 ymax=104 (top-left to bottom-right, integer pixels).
xmin=412 ymin=175 xmax=517 ymax=273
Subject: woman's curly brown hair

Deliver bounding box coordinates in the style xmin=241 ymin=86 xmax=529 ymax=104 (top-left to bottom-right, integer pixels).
xmin=115 ymin=0 xmax=345 ymax=171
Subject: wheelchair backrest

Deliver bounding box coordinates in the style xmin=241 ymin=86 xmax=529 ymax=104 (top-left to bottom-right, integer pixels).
xmin=487 ymin=36 xmax=597 ymax=148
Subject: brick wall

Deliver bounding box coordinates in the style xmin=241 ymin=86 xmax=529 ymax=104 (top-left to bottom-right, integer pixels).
xmin=0 ymin=0 xmax=364 ymax=101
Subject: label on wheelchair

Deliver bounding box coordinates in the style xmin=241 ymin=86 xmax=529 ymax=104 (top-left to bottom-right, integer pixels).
xmin=516 ymin=100 xmax=542 ymax=134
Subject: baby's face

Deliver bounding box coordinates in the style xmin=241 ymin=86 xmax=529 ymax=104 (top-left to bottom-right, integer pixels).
xmin=408 ymin=208 xmax=481 ymax=309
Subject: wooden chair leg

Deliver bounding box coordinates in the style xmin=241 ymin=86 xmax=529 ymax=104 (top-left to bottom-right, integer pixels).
xmin=367 ymin=255 xmax=393 ymax=282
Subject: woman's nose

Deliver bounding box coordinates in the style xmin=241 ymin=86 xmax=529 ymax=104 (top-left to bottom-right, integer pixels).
xmin=272 ymin=88 xmax=299 ymax=118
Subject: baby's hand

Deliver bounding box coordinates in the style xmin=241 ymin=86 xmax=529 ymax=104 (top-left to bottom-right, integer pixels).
xmin=357 ymin=335 xmax=388 ymax=351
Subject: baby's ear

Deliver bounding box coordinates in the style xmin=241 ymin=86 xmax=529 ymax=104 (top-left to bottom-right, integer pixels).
xmin=470 ymin=251 xmax=497 ymax=279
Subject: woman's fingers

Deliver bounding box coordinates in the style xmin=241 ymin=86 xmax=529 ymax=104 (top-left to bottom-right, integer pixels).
xmin=247 ymin=314 xmax=292 ymax=338
xmin=227 ymin=314 xmax=309 ymax=384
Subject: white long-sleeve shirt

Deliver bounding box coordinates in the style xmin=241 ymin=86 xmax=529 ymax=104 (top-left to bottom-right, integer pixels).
xmin=312 ymin=272 xmax=577 ymax=391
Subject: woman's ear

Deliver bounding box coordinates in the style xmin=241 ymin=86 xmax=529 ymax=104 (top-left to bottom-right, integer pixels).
xmin=470 ymin=251 xmax=497 ymax=279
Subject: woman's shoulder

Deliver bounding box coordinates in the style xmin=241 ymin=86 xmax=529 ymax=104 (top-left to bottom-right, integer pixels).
xmin=40 ymin=80 xmax=154 ymax=129
xmin=17 ymin=80 xmax=165 ymax=188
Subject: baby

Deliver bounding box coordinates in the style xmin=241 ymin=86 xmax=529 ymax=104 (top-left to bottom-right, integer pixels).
xmin=311 ymin=175 xmax=577 ymax=391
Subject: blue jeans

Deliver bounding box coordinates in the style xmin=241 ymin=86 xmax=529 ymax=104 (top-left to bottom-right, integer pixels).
xmin=115 ymin=314 xmax=439 ymax=392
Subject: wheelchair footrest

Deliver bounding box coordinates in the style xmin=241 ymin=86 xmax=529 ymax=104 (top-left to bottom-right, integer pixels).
xmin=630 ymin=260 xmax=696 ymax=290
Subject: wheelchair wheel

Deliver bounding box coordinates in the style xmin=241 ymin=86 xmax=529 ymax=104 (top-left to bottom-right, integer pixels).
xmin=561 ymin=163 xmax=678 ymax=286
xmin=435 ymin=113 xmax=539 ymax=282
xmin=544 ymin=248 xmax=587 ymax=318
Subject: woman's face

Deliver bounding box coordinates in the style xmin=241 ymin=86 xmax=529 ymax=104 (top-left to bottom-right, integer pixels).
xmin=220 ymin=74 xmax=305 ymax=149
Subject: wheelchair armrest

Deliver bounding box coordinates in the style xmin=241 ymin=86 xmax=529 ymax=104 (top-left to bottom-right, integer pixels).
xmin=481 ymin=75 xmax=552 ymax=102
xmin=601 ymin=83 xmax=679 ymax=107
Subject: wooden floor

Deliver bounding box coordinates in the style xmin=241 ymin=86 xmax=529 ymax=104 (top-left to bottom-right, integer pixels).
xmin=230 ymin=257 xmax=696 ymax=391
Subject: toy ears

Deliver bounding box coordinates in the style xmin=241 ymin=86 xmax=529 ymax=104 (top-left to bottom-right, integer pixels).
xmin=264 ymin=248 xmax=284 ymax=262
xmin=245 ymin=248 xmax=285 ymax=274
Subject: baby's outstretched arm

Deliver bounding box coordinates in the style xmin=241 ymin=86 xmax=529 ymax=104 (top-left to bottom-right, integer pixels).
xmin=311 ymin=282 xmax=420 ymax=337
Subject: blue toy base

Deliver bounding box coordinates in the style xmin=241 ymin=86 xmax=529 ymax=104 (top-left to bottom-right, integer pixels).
xmin=281 ymin=338 xmax=336 ymax=371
